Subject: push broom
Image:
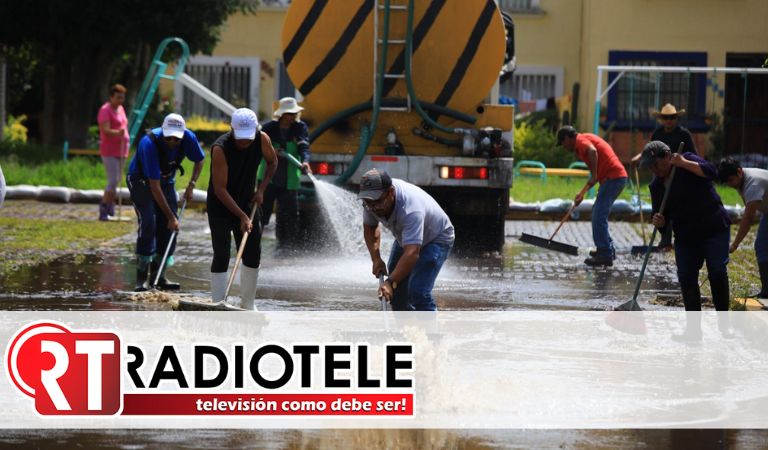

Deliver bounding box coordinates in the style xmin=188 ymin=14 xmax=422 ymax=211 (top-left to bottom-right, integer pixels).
xmin=519 ymin=184 xmax=589 ymax=255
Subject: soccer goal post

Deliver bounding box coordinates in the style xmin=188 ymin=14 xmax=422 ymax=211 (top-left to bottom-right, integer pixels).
xmin=592 ymin=65 xmax=768 ymax=145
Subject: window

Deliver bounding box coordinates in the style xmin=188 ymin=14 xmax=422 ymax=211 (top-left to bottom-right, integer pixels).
xmin=607 ymin=51 xmax=708 ymax=131
xmin=175 ymin=56 xmax=261 ymax=120
xmin=498 ymin=0 xmax=541 ymax=14
xmin=500 ymin=65 xmax=563 ymax=100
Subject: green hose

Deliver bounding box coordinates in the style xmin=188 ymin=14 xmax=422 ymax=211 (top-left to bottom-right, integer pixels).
xmin=405 ymin=0 xmax=466 ymax=135
xmin=333 ymin=0 xmax=391 ymax=186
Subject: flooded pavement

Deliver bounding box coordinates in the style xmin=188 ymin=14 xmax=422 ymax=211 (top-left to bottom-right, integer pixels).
xmin=2 ymin=205 xmax=766 ymax=448
xmin=0 ymin=207 xmax=680 ymax=311
xmin=1 ymin=428 xmax=767 ymax=449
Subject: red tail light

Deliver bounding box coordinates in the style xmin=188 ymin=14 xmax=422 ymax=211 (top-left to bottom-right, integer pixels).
xmin=310 ymin=162 xmax=333 ymax=175
xmin=439 ymin=166 xmax=489 ymax=180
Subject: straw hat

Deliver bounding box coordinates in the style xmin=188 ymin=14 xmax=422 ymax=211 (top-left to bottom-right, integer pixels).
xmin=653 ymin=103 xmax=686 ymax=117
xmin=273 ymin=97 xmax=304 ymax=118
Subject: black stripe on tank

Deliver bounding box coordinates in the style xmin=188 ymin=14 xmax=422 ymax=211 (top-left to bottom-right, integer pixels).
xmin=432 ymin=0 xmax=497 ymax=108
xmin=283 ymin=0 xmax=329 ymax=67
xmin=380 ymin=0 xmax=447 ymax=98
xmin=298 ymin=0 xmax=375 ymax=96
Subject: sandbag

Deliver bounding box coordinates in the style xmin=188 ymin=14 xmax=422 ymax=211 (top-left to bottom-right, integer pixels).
xmin=573 ymin=199 xmax=595 ymax=214
xmin=539 ymin=198 xmax=571 ymax=214
xmin=176 ymin=188 xmax=207 ymax=204
xmin=0 ymin=164 xmax=5 ymax=207
xmin=37 ymin=186 xmax=72 ymax=203
xmin=79 ymin=189 xmax=106 ymax=203
xmin=610 ymin=199 xmax=635 ymax=214
xmin=508 ymin=201 xmax=539 ymax=212
xmin=5 ymin=185 xmax=40 ymax=200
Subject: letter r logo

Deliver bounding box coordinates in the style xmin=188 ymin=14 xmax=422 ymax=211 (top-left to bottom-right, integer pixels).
xmin=6 ymin=322 xmax=122 ymax=415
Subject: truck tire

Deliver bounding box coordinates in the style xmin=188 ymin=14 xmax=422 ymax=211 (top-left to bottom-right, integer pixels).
xmin=426 ymin=187 xmax=507 ymax=254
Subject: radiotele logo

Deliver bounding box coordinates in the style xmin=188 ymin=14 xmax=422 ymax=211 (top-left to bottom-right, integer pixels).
xmin=6 ymin=321 xmax=121 ymax=415
xmin=5 ymin=321 xmax=414 ymax=417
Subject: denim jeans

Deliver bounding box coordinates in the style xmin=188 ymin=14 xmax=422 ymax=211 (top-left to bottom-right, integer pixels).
xmin=592 ymin=177 xmax=627 ymax=258
xmin=387 ymin=240 xmax=453 ymax=311
xmin=127 ymin=175 xmax=178 ymax=265
xmin=675 ymin=228 xmax=730 ymax=289
xmin=755 ymin=214 xmax=768 ymax=264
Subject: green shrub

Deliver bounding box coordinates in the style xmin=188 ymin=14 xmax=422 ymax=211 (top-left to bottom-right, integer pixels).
xmin=513 ymin=119 xmax=574 ymax=168
xmin=0 ymin=140 xmax=61 ymax=164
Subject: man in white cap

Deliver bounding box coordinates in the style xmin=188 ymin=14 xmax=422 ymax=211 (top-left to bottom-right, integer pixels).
xmin=208 ymin=108 xmax=278 ymax=309
xmin=360 ymin=168 xmax=454 ymax=311
xmin=258 ymin=97 xmax=312 ymax=252
xmin=126 ymin=113 xmax=205 ymax=291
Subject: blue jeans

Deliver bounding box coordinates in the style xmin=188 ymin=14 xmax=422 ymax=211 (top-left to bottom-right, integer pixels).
xmin=755 ymin=214 xmax=768 ymax=263
xmin=387 ymin=240 xmax=453 ymax=311
xmin=675 ymin=228 xmax=730 ymax=289
xmin=592 ymin=177 xmax=627 ymax=258
xmin=127 ymin=175 xmax=178 ymax=267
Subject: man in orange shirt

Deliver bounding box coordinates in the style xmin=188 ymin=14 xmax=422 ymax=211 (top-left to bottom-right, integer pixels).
xmin=557 ymin=126 xmax=628 ymax=267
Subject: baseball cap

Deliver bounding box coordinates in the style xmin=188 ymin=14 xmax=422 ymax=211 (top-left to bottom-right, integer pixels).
xmin=357 ymin=168 xmax=392 ymax=200
xmin=162 ymin=113 xmax=186 ymax=139
xmin=639 ymin=141 xmax=671 ymax=169
xmin=231 ymin=108 xmax=259 ymax=140
xmin=556 ymin=125 xmax=577 ymax=146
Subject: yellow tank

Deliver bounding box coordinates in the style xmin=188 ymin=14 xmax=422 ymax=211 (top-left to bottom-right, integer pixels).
xmin=282 ymin=0 xmax=515 ymax=251
xmin=282 ymin=0 xmax=511 ymax=155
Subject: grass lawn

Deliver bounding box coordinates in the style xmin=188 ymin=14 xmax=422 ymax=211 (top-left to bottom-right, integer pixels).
xmin=1 ymin=152 xmax=212 ymax=191
xmin=0 ymin=215 xmax=133 ymax=278
xmin=510 ymin=174 xmax=744 ymax=206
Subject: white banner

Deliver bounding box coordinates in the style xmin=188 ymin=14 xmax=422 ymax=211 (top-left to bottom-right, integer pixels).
xmin=1 ymin=311 xmax=767 ymax=429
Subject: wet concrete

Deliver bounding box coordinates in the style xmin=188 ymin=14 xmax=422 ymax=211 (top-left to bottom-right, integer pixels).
xmin=0 ymin=211 xmax=681 ymax=311
xmin=1 ymin=210 xmax=764 ymax=448
xmin=0 ymin=426 xmax=766 ymax=449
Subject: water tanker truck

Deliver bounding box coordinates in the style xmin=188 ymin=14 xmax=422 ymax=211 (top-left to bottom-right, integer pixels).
xmin=282 ymin=0 xmax=516 ymax=251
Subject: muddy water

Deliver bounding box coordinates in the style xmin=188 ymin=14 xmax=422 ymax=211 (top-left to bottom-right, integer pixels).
xmin=2 ymin=206 xmax=733 ymax=448
xmin=0 ymin=214 xmax=681 ymax=312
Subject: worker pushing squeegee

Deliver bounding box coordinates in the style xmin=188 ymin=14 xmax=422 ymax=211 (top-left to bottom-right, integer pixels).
xmin=521 ymin=126 xmax=628 ymax=267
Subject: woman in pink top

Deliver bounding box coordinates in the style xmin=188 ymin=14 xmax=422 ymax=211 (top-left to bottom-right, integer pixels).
xmin=97 ymin=84 xmax=130 ymax=220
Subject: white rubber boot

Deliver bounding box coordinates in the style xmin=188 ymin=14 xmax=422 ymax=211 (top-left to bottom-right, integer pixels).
xmin=211 ymin=272 xmax=228 ymax=302
xmin=239 ymin=265 xmax=260 ymax=311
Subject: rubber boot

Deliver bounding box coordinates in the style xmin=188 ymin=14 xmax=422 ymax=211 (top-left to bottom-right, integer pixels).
xmin=672 ymin=311 xmax=703 ymax=343
xmin=239 ymin=265 xmax=260 ymax=311
xmin=708 ymin=271 xmax=730 ymax=312
xmin=98 ymin=203 xmax=109 ymax=221
xmin=107 ymin=202 xmax=115 ymax=217
xmin=680 ymin=282 xmax=702 ymax=311
xmin=151 ymin=261 xmax=180 ymax=290
xmin=751 ymin=262 xmax=768 ymax=299
xmin=211 ymin=272 xmax=228 ymax=302
xmin=135 ymin=268 xmax=149 ymax=292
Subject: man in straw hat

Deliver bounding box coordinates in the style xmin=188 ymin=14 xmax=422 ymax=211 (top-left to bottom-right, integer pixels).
xmin=257 ymin=97 xmax=313 ymax=252
xmin=632 ymin=103 xmax=699 ymax=249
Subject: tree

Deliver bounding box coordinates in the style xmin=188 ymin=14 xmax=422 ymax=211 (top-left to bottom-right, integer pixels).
xmin=0 ymin=0 xmax=257 ymax=147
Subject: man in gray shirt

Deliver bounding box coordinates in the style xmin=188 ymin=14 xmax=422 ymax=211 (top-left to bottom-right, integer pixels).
xmin=718 ymin=158 xmax=768 ymax=298
xmin=359 ymin=168 xmax=454 ymax=311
